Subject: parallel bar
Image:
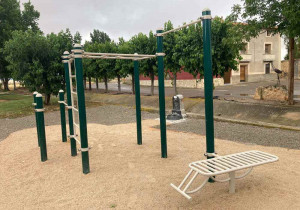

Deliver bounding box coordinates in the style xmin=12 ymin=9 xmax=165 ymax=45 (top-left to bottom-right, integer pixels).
xmin=134 ymin=59 xmax=142 ymax=145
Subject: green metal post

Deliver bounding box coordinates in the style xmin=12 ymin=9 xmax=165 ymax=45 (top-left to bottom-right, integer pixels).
xmin=62 ymin=51 xmax=77 ymax=156
xmin=133 ymin=56 xmax=142 ymax=145
xmin=202 ymin=9 xmax=215 ymax=158
xmin=59 ymin=90 xmax=67 ymax=142
xmin=36 ymin=93 xmax=47 ymax=162
xmin=33 ymin=91 xmax=40 ymax=147
xmin=73 ymin=44 xmax=90 ymax=174
xmin=156 ymin=28 xmax=167 ymax=158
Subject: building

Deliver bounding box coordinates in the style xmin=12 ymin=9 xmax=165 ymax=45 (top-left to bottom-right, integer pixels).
xmin=224 ymin=30 xmax=281 ymax=84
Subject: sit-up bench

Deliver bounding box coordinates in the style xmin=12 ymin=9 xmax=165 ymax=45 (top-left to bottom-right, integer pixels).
xmin=171 ymin=150 xmax=279 ymax=199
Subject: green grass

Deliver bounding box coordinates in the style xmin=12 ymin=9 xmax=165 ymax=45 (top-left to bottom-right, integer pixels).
xmin=0 ymin=93 xmax=59 ymax=119
xmin=0 ymin=91 xmax=103 ymax=119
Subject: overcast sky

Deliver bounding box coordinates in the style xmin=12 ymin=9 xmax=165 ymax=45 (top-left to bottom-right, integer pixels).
xmin=19 ymin=0 xmax=242 ymax=41
xmin=19 ymin=0 xmax=286 ymax=58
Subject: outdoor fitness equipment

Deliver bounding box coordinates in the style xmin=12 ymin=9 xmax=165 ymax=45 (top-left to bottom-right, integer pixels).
xmin=169 ymin=9 xmax=279 ymax=199
xmin=58 ymin=8 xmax=215 ymax=174
xmin=61 ymin=49 xmax=156 ymax=174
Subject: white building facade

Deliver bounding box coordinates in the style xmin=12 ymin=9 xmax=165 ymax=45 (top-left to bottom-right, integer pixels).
xmin=224 ymin=30 xmax=281 ymax=84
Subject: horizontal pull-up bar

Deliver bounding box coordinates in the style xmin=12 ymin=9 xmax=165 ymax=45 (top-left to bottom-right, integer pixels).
xmin=156 ymin=14 xmax=211 ymax=37
xmin=84 ymin=52 xmax=156 ymax=58
xmin=82 ymin=55 xmax=153 ymax=60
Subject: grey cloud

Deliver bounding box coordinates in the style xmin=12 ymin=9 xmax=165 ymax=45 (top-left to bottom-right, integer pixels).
xmin=20 ymin=0 xmax=242 ymax=41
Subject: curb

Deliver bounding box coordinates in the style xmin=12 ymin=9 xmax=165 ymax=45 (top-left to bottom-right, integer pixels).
xmin=187 ymin=112 xmax=300 ymax=132
xmin=139 ymin=106 xmax=300 ymax=132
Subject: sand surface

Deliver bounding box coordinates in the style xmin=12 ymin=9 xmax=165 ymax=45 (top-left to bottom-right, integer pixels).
xmin=0 ymin=120 xmax=299 ymax=209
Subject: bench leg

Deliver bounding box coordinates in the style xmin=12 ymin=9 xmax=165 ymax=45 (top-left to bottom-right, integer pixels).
xmin=229 ymin=171 xmax=236 ymax=194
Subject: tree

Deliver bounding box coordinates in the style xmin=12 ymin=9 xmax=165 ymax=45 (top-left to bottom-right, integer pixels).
xmin=174 ymin=17 xmax=244 ymax=87
xmin=174 ymin=21 xmax=203 ymax=80
xmin=143 ymin=31 xmax=157 ymax=96
xmin=4 ymin=29 xmax=73 ymax=104
xmin=232 ymin=0 xmax=300 ymax=104
xmin=129 ymin=32 xmax=157 ymax=95
xmin=90 ymin=29 xmax=111 ymax=44
xmin=21 ymin=1 xmax=40 ymax=32
xmin=73 ymin=31 xmax=82 ymax=44
xmin=0 ymin=0 xmax=21 ymax=90
xmin=96 ymin=42 xmax=117 ymax=92
xmin=115 ymin=38 xmax=134 ymax=93
xmin=164 ymin=21 xmax=181 ymax=95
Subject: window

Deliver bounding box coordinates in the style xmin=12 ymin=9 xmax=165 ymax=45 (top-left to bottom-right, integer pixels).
xmin=266 ymin=30 xmax=272 ymax=37
xmin=240 ymin=43 xmax=248 ymax=54
xmin=265 ymin=44 xmax=271 ymax=54
xmin=265 ymin=63 xmax=270 ymax=74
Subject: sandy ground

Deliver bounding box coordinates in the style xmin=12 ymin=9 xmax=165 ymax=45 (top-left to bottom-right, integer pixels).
xmin=0 ymin=120 xmax=300 ymax=210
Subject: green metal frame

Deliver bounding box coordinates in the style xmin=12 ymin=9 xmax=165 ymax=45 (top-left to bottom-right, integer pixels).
xmin=59 ymin=90 xmax=67 ymax=142
xmin=74 ymin=44 xmax=90 ymax=174
xmin=63 ymin=52 xmax=77 ymax=156
xmin=36 ymin=94 xmax=47 ymax=162
xmin=134 ymin=58 xmax=142 ymax=145
xmin=156 ymin=29 xmax=167 ymax=158
xmin=202 ymin=9 xmax=215 ymax=158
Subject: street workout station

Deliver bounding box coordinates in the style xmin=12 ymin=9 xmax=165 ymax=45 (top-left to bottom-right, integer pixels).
xmin=32 ymin=9 xmax=278 ymax=199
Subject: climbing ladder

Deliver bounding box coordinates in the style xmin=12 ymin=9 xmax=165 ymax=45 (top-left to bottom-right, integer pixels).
xmin=68 ymin=59 xmax=81 ymax=147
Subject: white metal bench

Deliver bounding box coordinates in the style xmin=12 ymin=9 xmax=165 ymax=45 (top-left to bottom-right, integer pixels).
xmin=171 ymin=150 xmax=279 ymax=199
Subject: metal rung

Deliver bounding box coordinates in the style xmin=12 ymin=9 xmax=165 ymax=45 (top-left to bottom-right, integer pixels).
xmin=71 ymin=91 xmax=77 ymax=95
xmin=74 ymin=123 xmax=80 ymax=129
xmin=72 ymin=107 xmax=78 ymax=112
xmin=71 ymin=75 xmax=76 ymax=78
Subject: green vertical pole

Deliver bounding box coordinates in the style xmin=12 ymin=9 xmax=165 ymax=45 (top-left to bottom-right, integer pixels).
xmin=36 ymin=93 xmax=47 ymax=162
xmin=156 ymin=28 xmax=167 ymax=158
xmin=33 ymin=91 xmax=40 ymax=147
xmin=202 ymin=9 xmax=215 ymax=158
xmin=73 ymin=44 xmax=90 ymax=174
xmin=133 ymin=55 xmax=142 ymax=145
xmin=59 ymin=90 xmax=67 ymax=142
xmin=62 ymin=51 xmax=77 ymax=156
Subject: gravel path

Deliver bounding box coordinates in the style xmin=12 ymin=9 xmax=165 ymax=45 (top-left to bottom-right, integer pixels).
xmin=166 ymin=118 xmax=300 ymax=150
xmin=0 ymin=105 xmax=157 ymax=142
xmin=1 ymin=105 xmax=299 ymax=150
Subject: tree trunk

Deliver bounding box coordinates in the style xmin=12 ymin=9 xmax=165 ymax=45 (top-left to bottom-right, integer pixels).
xmin=44 ymin=94 xmax=51 ymax=105
xmin=131 ymin=74 xmax=135 ymax=94
xmin=288 ymin=37 xmax=295 ymax=105
xmin=13 ymin=79 xmax=16 ymax=90
xmin=174 ymin=73 xmax=178 ymax=95
xmin=96 ymin=78 xmax=99 ymax=90
xmin=88 ymin=76 xmax=92 ymax=90
xmin=3 ymin=78 xmax=9 ymax=91
xmin=104 ymin=75 xmax=108 ymax=93
xmin=150 ymin=71 xmax=154 ymax=96
xmin=84 ymin=77 xmax=87 ymax=90
xmin=117 ymin=75 xmax=121 ymax=93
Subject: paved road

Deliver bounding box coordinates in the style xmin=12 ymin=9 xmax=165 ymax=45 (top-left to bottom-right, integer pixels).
xmin=1 ymin=105 xmax=299 ymax=150
xmin=91 ymin=78 xmax=300 ymax=102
